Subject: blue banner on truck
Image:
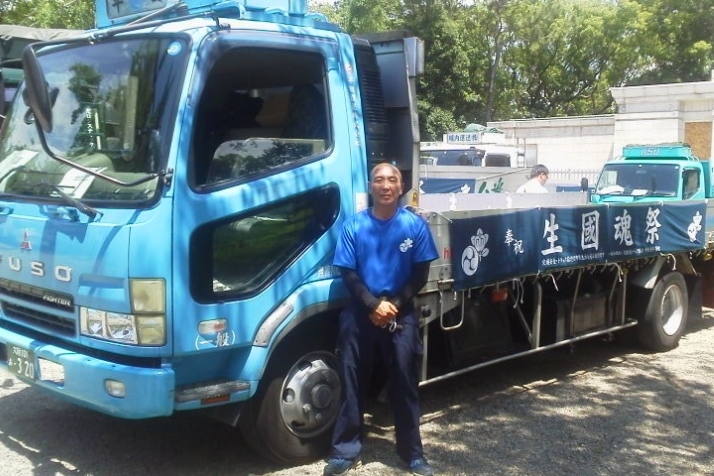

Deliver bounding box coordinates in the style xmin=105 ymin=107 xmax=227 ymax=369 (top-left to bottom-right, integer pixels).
xmin=604 ymin=201 xmax=705 ymax=260
xmin=449 ymin=201 xmax=707 ymax=290
xmin=538 ymin=205 xmax=607 ymax=271
xmin=450 ymin=208 xmax=540 ymax=288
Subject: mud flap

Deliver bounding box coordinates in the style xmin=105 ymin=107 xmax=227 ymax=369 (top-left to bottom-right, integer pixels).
xmin=687 ymin=273 xmax=703 ymax=319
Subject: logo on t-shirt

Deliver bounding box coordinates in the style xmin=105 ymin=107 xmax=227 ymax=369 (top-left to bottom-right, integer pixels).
xmin=399 ymin=238 xmax=413 ymax=252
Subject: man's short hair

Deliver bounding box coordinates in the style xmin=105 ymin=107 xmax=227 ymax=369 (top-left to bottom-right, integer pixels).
xmin=370 ymin=162 xmax=403 ymax=182
xmin=530 ymin=164 xmax=549 ymax=178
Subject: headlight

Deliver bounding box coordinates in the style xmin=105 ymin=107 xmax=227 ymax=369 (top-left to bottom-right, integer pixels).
xmin=80 ymin=279 xmax=167 ymax=346
xmin=81 ymin=308 xmax=166 ymax=346
xmin=137 ymin=315 xmax=166 ymax=345
xmin=106 ymin=312 xmax=138 ymax=344
xmin=81 ymin=308 xmax=137 ymax=344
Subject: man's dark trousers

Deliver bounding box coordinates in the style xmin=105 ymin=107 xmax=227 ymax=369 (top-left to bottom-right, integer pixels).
xmin=330 ymin=306 xmax=424 ymax=463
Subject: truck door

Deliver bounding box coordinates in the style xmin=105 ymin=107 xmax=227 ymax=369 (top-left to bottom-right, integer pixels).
xmin=171 ymin=30 xmax=354 ymax=362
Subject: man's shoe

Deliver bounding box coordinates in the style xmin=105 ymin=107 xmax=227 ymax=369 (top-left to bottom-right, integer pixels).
xmin=323 ymin=457 xmax=361 ymax=476
xmin=408 ymin=457 xmax=435 ymax=476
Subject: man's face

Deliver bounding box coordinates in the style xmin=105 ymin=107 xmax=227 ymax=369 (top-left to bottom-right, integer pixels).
xmin=538 ymin=172 xmax=549 ymax=185
xmin=369 ymin=165 xmax=403 ymax=207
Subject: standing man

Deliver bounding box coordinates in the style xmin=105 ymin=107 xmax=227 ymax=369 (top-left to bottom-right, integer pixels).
xmin=516 ymin=164 xmax=549 ymax=193
xmin=324 ymin=163 xmax=439 ymax=476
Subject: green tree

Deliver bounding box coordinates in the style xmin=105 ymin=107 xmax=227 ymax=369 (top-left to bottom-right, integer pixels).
xmin=502 ymin=0 xmax=644 ymax=118
xmin=461 ymin=0 xmax=514 ymax=123
xmin=308 ymin=0 xmax=342 ymax=24
xmin=399 ymin=0 xmax=474 ymax=139
xmin=1 ymin=0 xmax=94 ymax=29
xmin=333 ymin=0 xmax=402 ymax=33
xmin=630 ymin=0 xmax=714 ymax=85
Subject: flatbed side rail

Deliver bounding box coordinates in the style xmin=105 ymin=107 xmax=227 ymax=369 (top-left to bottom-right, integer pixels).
xmin=413 ymin=199 xmax=707 ymax=384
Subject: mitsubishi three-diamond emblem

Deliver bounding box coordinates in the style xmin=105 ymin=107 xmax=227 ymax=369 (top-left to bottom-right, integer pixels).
xmin=20 ymin=230 xmax=32 ymax=250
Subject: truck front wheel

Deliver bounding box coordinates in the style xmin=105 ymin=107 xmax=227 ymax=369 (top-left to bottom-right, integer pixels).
xmin=239 ymin=347 xmax=340 ymax=464
xmin=637 ymin=271 xmax=688 ymax=351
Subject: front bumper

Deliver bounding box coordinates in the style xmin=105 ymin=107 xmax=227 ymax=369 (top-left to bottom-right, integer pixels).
xmin=0 ymin=328 xmax=175 ymax=419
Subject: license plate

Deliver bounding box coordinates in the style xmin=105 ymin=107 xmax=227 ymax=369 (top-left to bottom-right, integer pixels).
xmin=7 ymin=345 xmax=36 ymax=381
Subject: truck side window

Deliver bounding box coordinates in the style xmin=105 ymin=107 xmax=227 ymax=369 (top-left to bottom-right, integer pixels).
xmin=191 ymin=46 xmax=331 ymax=187
xmin=683 ymin=169 xmax=701 ymax=199
xmin=189 ymin=185 xmax=339 ymax=302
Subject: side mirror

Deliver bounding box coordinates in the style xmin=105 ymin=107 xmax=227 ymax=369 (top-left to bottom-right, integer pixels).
xmin=21 ymin=45 xmax=53 ymax=133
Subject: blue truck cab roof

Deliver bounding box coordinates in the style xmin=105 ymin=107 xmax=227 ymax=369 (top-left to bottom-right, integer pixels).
xmin=622 ymin=143 xmax=697 ymax=161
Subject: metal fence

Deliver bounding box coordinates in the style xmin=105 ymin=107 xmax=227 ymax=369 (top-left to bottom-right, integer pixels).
xmin=549 ymin=168 xmax=600 ymax=187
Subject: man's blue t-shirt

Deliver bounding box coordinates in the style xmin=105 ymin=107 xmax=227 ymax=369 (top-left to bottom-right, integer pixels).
xmin=334 ymin=207 xmax=439 ymax=297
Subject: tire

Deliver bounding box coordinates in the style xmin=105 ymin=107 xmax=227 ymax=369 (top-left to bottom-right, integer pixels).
xmin=239 ymin=346 xmax=340 ymax=464
xmin=637 ymin=271 xmax=688 ymax=352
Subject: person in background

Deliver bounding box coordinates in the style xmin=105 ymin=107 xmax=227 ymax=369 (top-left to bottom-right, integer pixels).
xmin=516 ymin=164 xmax=549 ymax=193
xmin=323 ymin=163 xmax=439 ymax=476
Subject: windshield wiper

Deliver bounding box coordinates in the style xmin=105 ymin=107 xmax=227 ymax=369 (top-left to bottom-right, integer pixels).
xmin=39 ymin=181 xmax=99 ymax=220
xmin=28 ymin=119 xmax=169 ymax=188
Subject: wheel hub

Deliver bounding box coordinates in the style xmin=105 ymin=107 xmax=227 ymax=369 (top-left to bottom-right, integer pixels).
xmin=279 ymin=351 xmax=340 ymax=438
xmin=311 ymin=383 xmax=334 ymax=409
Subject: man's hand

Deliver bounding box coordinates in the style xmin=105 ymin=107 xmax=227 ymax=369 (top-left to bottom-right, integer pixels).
xmin=369 ymin=300 xmax=398 ymax=327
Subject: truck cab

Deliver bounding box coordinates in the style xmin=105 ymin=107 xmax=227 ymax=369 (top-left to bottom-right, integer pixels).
xmin=0 ymin=0 xmax=423 ymax=464
xmin=591 ymin=143 xmax=714 ymax=203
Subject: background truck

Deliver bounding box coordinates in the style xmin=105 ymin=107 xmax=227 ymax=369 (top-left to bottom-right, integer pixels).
xmin=2 ymin=0 xmax=714 ymax=466
xmin=592 ymin=143 xmax=713 ymax=203
xmin=419 ymin=137 xmax=533 ymax=194
xmin=0 ymin=24 xmax=82 ymax=121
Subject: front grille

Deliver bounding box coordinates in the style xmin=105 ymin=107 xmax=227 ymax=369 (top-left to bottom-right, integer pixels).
xmin=0 ymin=278 xmax=74 ymax=312
xmin=1 ymin=301 xmax=76 ymax=336
xmin=0 ymin=278 xmax=76 ymax=336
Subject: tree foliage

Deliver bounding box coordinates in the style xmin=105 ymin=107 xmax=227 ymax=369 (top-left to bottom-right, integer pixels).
xmin=630 ymin=0 xmax=714 ymax=84
xmin=399 ymin=1 xmax=475 ymax=138
xmin=503 ymin=0 xmax=638 ymax=117
xmin=0 ymin=0 xmax=94 ymax=29
xmin=3 ymin=0 xmax=714 ymax=139
xmin=313 ymin=0 xmax=714 ymax=139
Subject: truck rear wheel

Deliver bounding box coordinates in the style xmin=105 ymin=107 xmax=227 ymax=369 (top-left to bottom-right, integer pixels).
xmin=637 ymin=271 xmax=688 ymax=351
xmin=239 ymin=346 xmax=340 ymax=464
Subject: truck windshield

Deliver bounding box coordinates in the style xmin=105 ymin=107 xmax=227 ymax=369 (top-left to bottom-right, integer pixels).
xmin=0 ymin=36 xmax=187 ymax=203
xmin=595 ymin=163 xmax=680 ymax=197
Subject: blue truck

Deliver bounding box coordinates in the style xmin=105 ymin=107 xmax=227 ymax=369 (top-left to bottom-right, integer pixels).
xmin=2 ymin=0 xmax=714 ymax=465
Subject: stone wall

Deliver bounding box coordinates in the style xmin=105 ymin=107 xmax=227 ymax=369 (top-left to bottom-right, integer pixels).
xmin=489 ymin=115 xmax=615 ymax=170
